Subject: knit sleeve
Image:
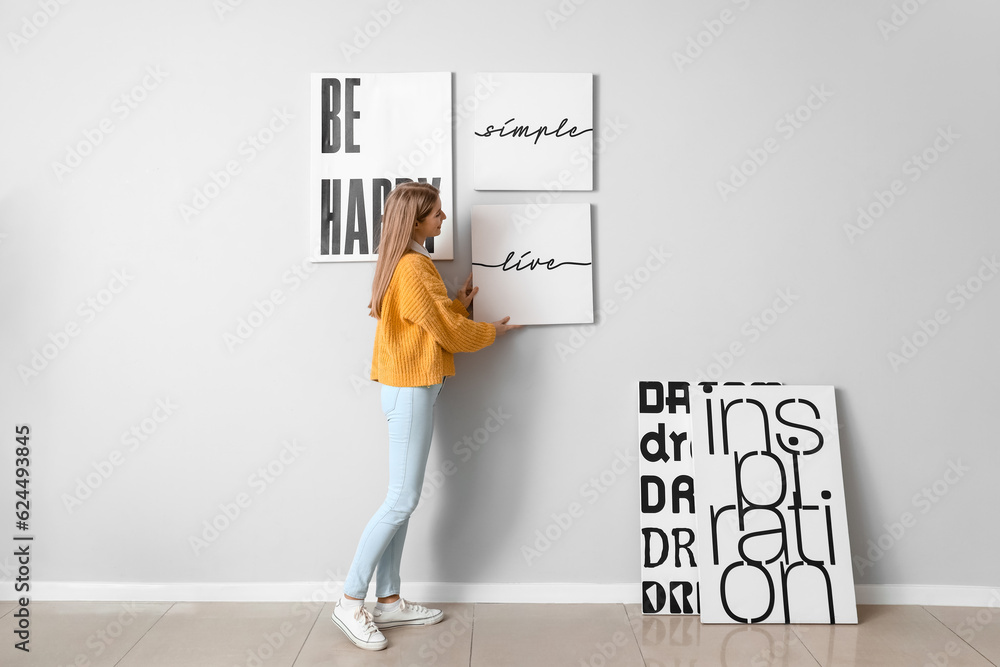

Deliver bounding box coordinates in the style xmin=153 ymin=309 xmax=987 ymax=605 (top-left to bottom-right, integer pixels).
xmin=449 ymin=299 xmax=470 ymax=317
xmin=397 ymin=257 xmax=496 ymax=353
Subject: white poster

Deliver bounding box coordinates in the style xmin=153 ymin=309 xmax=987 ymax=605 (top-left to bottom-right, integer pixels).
xmin=471 ymin=203 xmax=593 ymax=326
xmin=638 ymin=380 xmax=782 ymax=616
xmin=309 ymin=72 xmax=453 ymax=262
xmin=691 ymin=385 xmax=857 ymax=624
xmin=474 ymin=73 xmax=593 ymax=191
xmin=638 ymin=380 xmax=700 ymax=615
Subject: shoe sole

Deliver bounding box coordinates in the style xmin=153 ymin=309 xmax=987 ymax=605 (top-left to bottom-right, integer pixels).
xmin=375 ymin=610 xmax=444 ymax=629
xmin=331 ymin=611 xmax=388 ymax=651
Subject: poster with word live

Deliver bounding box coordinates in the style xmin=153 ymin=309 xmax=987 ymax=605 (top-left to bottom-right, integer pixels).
xmin=471 ymin=203 xmax=593 ymax=325
xmin=691 ymin=384 xmax=857 ymax=624
xmin=473 ymin=72 xmax=593 ymax=191
xmin=310 ymin=72 xmax=453 ymax=262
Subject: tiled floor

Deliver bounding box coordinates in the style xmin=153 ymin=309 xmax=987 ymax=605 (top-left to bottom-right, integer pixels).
xmin=2 ymin=600 xmax=998 ymax=666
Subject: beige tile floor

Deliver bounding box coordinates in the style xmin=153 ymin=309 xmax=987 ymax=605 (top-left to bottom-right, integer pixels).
xmin=1 ymin=601 xmax=998 ymax=666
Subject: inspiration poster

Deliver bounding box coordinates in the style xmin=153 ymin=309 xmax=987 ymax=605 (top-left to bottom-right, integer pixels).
xmin=309 ymin=72 xmax=453 ymax=262
xmin=691 ymin=384 xmax=857 ymax=624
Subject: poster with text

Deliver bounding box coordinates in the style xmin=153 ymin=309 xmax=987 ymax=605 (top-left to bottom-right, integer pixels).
xmin=638 ymin=380 xmax=782 ymax=616
xmin=691 ymin=384 xmax=857 ymax=624
xmin=638 ymin=380 xmax=700 ymax=615
xmin=310 ymin=72 xmax=453 ymax=262
xmin=471 ymin=203 xmax=593 ymax=325
xmin=474 ymin=72 xmax=593 ymax=191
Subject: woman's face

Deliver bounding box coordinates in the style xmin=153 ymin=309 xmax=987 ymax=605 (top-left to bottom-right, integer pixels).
xmin=412 ymin=197 xmax=445 ymax=241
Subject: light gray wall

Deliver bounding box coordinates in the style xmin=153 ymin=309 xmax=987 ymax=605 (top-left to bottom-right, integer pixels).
xmin=1 ymin=0 xmax=997 ymax=593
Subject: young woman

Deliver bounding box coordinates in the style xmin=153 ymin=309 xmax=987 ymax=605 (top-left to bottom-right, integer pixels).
xmin=332 ymin=182 xmax=520 ymax=651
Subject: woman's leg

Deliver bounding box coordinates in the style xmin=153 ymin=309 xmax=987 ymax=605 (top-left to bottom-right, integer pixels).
xmin=343 ymin=383 xmax=441 ymax=600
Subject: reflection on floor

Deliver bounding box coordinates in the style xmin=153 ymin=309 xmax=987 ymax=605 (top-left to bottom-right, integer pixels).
xmin=1 ymin=600 xmax=998 ymax=666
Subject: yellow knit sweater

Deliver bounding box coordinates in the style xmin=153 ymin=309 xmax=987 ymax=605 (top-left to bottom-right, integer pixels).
xmin=371 ymin=251 xmax=496 ymax=387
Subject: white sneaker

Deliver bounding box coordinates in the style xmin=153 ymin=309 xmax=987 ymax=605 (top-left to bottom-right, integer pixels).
xmin=331 ymin=601 xmax=387 ymax=651
xmin=372 ymin=598 xmax=444 ymax=628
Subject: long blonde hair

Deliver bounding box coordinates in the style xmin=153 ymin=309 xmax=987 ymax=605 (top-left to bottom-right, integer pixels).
xmin=369 ymin=182 xmax=440 ymax=318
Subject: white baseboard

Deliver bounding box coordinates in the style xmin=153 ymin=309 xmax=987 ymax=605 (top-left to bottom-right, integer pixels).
xmin=854 ymin=584 xmax=1000 ymax=608
xmin=8 ymin=582 xmax=1000 ymax=608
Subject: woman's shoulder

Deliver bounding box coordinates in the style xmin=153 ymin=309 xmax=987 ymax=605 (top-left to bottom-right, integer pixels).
xmin=397 ymin=250 xmax=421 ymax=264
xmin=396 ymin=251 xmax=435 ymax=273
xmin=390 ymin=251 xmax=435 ymax=285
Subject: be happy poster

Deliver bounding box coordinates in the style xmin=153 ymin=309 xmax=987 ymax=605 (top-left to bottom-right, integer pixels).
xmin=310 ymin=72 xmax=453 ymax=262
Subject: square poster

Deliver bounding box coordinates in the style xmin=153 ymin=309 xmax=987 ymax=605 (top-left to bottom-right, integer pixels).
xmin=471 ymin=203 xmax=593 ymax=325
xmin=473 ymin=72 xmax=593 ymax=191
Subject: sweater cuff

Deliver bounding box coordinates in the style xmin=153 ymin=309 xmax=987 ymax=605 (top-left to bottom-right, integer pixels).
xmin=483 ymin=320 xmax=497 ymax=347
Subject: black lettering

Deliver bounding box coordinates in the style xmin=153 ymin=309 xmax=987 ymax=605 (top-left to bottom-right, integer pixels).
xmin=669 ymin=581 xmax=696 ymax=614
xmin=640 ymin=475 xmax=666 ymax=513
xmin=664 ymin=381 xmax=689 ymax=414
xmin=640 ymin=424 xmax=669 ymax=463
xmin=320 ymin=78 xmax=342 ymax=153
xmin=706 ymin=394 xmax=717 ymax=455
xmin=474 ymin=117 xmax=594 ymax=144
xmin=344 ymin=179 xmax=368 ymax=255
xmin=736 ymin=509 xmax=788 ymax=565
xmin=786 ymin=453 xmax=823 ymax=565
xmin=775 ymin=398 xmax=825 ymax=455
xmin=472 ymin=249 xmax=591 ymax=272
xmin=781 ymin=561 xmax=835 ymax=623
xmin=709 ymin=503 xmax=735 ymax=566
xmin=672 ymin=475 xmax=694 ymax=514
xmin=320 ymin=179 xmax=341 ymax=255
xmin=735 ymin=451 xmax=787 ymax=513
xmin=673 ymin=528 xmax=695 ymax=567
xmin=721 ymin=398 xmax=771 ymax=455
xmin=720 ymin=561 xmax=774 ymax=623
xmin=669 ymin=430 xmax=687 ymax=462
xmin=824 ymin=497 xmax=836 ymax=565
xmin=344 ymin=77 xmax=360 ymax=153
xmin=642 ymin=527 xmax=668 ymax=568
xmin=642 ymin=581 xmax=666 ymax=614
xmin=320 ymin=77 xmax=360 ymax=153
xmin=639 ymin=381 xmax=663 ymax=413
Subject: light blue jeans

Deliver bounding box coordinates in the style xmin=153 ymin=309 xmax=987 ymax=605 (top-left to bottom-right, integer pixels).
xmin=344 ymin=382 xmax=443 ymax=599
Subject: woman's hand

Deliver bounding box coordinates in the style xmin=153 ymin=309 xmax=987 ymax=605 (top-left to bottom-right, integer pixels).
xmin=491 ymin=316 xmax=522 ymax=337
xmin=458 ymin=272 xmax=478 ymax=310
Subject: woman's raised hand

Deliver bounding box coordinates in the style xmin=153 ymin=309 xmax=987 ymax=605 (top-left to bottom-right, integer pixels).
xmin=458 ymin=272 xmax=478 ymax=310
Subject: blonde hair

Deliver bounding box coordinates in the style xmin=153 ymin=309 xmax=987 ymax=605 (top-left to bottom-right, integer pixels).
xmin=369 ymin=182 xmax=440 ymax=319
